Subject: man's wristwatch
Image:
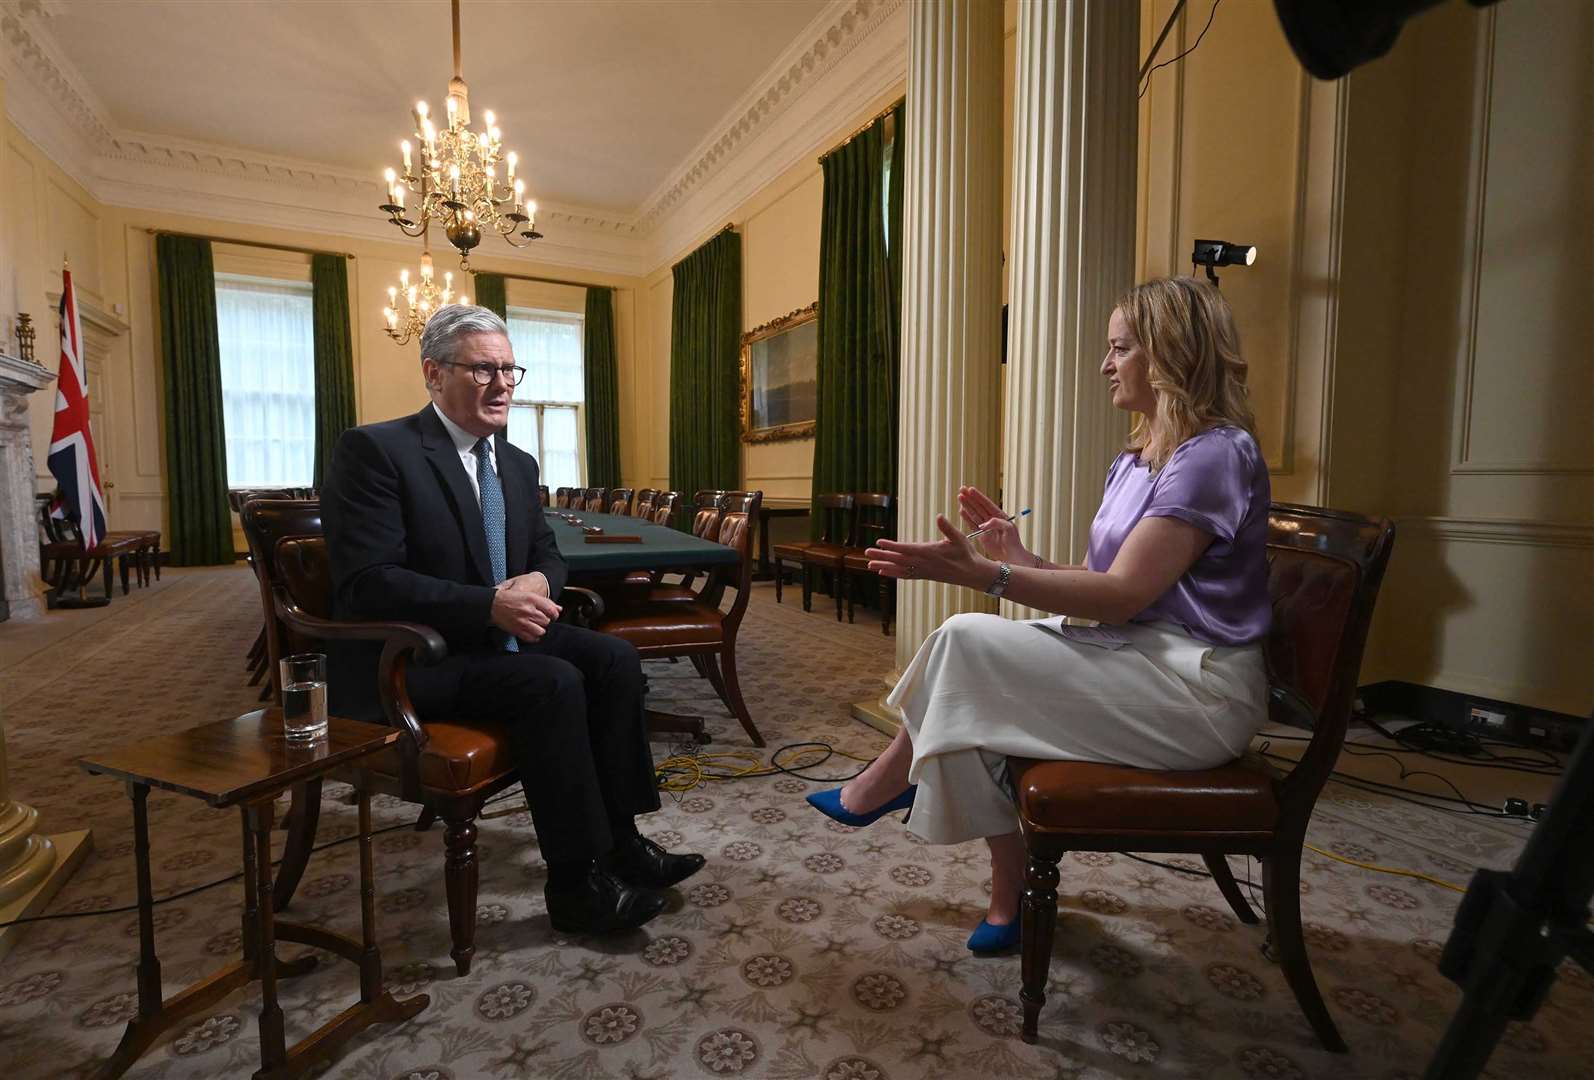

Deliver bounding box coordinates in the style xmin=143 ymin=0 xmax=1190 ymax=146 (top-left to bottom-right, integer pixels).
xmin=985 ymin=561 xmax=1012 ymax=598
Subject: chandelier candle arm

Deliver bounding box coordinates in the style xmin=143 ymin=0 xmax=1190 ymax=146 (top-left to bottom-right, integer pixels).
xmin=382 ymin=245 xmax=470 ymax=347
xmin=378 ymin=0 xmax=541 ymax=268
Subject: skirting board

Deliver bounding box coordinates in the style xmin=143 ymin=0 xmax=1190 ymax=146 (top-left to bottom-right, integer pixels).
xmin=1359 ymin=680 xmax=1586 ymax=752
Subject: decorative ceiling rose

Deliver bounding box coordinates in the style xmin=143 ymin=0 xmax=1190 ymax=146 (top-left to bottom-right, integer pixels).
xmin=383 ymin=247 xmax=470 ymax=346
xmin=378 ymin=0 xmax=541 ymax=269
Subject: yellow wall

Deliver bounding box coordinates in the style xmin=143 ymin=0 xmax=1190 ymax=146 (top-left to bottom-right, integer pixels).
xmin=10 ymin=0 xmax=1587 ymax=715
xmin=1347 ymin=1 xmax=1593 ymax=716
xmin=1139 ymin=0 xmax=1593 ymax=715
xmin=7 ymin=117 xmax=644 ymax=545
xmin=629 ymin=85 xmax=904 ymax=509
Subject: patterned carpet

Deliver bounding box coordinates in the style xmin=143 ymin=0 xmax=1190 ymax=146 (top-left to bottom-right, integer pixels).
xmin=0 ymin=567 xmax=1587 ymax=1080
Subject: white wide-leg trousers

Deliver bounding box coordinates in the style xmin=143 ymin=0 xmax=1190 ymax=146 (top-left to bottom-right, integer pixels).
xmin=887 ymin=614 xmax=1268 ymax=845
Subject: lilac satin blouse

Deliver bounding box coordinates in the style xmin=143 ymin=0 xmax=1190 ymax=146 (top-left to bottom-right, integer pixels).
xmin=1085 ymin=426 xmax=1272 ymax=646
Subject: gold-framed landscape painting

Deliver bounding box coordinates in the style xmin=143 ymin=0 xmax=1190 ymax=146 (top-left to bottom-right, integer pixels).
xmin=740 ymin=302 xmax=818 ymax=443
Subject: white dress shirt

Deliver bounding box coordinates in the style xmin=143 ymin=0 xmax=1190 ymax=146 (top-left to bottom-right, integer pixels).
xmin=431 ymin=401 xmax=496 ymax=506
xmin=430 ymin=401 xmax=549 ymax=597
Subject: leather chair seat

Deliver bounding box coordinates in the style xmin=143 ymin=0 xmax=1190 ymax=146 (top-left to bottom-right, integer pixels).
xmin=771 ymin=540 xmax=816 ymax=561
xmin=599 ymin=604 xmax=725 ymax=650
xmin=801 ymin=541 xmax=850 ymax=568
xmin=364 ymin=718 xmax=516 ymax=794
xmin=94 ymin=533 xmax=149 ymax=556
xmin=1014 ymin=753 xmax=1280 ymax=834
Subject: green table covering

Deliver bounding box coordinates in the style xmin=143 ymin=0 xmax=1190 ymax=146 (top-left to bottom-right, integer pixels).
xmin=546 ymin=512 xmax=736 ymax=573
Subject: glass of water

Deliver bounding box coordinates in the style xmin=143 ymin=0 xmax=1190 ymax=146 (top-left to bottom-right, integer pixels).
xmin=279 ymin=653 xmax=328 ymax=742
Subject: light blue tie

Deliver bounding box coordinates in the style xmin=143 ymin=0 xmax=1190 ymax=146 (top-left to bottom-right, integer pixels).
xmin=473 ymin=437 xmax=518 ymax=652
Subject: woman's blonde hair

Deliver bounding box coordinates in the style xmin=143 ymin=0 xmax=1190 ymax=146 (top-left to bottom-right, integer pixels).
xmin=1115 ymin=276 xmax=1256 ymax=469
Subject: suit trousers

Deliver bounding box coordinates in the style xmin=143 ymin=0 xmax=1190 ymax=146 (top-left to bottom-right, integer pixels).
xmin=408 ymin=621 xmax=661 ymax=863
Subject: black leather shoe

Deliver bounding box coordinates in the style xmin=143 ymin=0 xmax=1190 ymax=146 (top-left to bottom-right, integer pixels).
xmin=601 ymin=834 xmax=706 ymax=889
xmin=545 ymin=867 xmax=666 ymax=934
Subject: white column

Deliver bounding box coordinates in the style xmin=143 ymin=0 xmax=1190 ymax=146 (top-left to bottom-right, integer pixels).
xmin=893 ymin=0 xmax=1006 ymax=671
xmin=1001 ymin=0 xmax=1138 ymax=619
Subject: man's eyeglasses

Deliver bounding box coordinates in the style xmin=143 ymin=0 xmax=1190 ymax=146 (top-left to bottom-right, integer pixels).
xmin=440 ymin=361 xmax=527 ymax=387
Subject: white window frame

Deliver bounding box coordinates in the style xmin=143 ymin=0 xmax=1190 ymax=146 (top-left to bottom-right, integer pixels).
xmin=214 ymin=271 xmax=316 ymax=490
xmin=504 ymin=305 xmax=585 ymax=489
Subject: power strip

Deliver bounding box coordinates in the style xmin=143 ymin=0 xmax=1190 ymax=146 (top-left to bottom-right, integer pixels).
xmin=1465 ymin=704 xmax=1580 ymax=752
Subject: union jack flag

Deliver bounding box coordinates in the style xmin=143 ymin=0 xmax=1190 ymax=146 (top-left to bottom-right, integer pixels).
xmin=47 ymin=267 xmax=106 ymax=550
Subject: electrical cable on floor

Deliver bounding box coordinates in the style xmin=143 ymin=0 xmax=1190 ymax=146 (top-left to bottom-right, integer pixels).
xmin=1264 ymin=729 xmax=1563 ymax=775
xmin=6 ymin=739 xmax=880 ymax=927
xmin=1366 ymin=717 xmax=1563 ymax=769
xmin=1301 ymin=842 xmax=1464 ymax=893
xmin=652 ymin=740 xmax=875 ymax=795
xmin=0 ymin=785 xmax=525 ymax=929
xmin=1254 ymin=742 xmax=1531 ymax=819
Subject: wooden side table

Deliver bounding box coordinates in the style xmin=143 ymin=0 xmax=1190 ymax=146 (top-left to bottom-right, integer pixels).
xmin=79 ymin=709 xmax=429 ymax=1080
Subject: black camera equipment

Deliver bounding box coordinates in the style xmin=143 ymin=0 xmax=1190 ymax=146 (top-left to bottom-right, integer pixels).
xmin=1425 ymin=714 xmax=1594 ymax=1079
xmin=1274 ymin=0 xmax=1504 ymax=81
xmin=1190 ymin=239 xmax=1256 ymax=287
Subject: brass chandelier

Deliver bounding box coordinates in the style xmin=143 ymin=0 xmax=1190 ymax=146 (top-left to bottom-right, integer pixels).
xmin=383 ymin=247 xmax=470 ymax=346
xmin=379 ymin=0 xmax=540 ymax=270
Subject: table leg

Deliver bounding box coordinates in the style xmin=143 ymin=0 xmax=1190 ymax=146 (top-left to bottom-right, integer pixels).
xmin=97 ymin=785 xmax=253 ymax=1080
xmin=248 ymin=800 xmax=287 ymax=1071
xmin=240 ymin=811 xmax=257 ymax=969
xmin=130 ymin=783 xmax=162 ymax=1017
xmin=357 ymin=781 xmax=381 ymax=1003
xmin=756 ymin=507 xmax=773 ymax=580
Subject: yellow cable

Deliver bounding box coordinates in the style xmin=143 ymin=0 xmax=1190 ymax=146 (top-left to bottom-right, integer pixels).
xmin=652 ymin=745 xmax=875 ymax=794
xmin=1303 ymin=842 xmax=1465 ymax=893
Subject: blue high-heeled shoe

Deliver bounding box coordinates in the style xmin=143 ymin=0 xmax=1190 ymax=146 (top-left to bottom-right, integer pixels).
xmin=804 ymin=785 xmax=916 ymax=828
xmin=967 ymin=917 xmax=1021 ymax=955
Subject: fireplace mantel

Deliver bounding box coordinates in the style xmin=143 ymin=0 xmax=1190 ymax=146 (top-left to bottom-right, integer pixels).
xmin=0 ymin=352 xmax=57 ymax=622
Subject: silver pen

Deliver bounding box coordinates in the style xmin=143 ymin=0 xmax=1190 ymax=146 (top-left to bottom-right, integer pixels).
xmin=964 ymin=507 xmax=1031 ymax=540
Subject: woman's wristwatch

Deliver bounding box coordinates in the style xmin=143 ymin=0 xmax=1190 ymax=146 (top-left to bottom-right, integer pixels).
xmin=985 ymin=561 xmax=1013 ymax=598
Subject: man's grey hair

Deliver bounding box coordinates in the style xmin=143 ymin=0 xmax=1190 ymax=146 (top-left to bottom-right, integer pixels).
xmin=419 ymin=304 xmax=510 ymax=366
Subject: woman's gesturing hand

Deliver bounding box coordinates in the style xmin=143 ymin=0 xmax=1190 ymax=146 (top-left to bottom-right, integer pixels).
xmin=957 ymin=485 xmax=1032 ymax=564
xmin=867 ymin=514 xmax=993 ymax=590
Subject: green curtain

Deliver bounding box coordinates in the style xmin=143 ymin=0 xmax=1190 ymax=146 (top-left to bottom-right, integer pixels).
xmin=810 ymin=102 xmax=905 ymax=539
xmin=311 ymin=253 xmax=356 ymax=487
xmin=583 ymin=286 xmax=622 ymax=487
xmin=474 ymin=273 xmax=507 ymax=319
xmin=669 ymin=229 xmax=742 ymax=526
xmin=156 ymin=235 xmax=232 ymax=565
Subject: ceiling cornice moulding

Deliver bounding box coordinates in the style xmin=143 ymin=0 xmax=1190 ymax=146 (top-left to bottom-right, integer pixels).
xmin=0 ymin=0 xmax=113 ymax=147
xmin=634 ymin=0 xmax=905 ymax=233
xmin=1 ymin=0 xmax=908 ymax=278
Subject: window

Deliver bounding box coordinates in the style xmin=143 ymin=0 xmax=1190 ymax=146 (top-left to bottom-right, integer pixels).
xmin=215 ymin=274 xmax=315 ymax=488
xmin=504 ymin=307 xmax=584 ymax=490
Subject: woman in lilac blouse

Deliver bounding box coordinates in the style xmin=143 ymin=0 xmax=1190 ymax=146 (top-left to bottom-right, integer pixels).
xmin=806 ymin=277 xmax=1272 ymax=953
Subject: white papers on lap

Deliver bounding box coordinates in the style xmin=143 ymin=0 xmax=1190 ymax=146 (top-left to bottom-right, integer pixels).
xmin=1028 ymin=618 xmax=1130 ymax=650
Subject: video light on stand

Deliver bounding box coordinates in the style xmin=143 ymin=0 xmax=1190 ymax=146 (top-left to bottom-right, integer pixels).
xmin=1191 ymin=239 xmax=1257 ymax=287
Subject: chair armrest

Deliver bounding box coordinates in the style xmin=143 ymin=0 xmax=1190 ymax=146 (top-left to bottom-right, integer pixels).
xmin=557 ymin=585 xmax=605 ymax=628
xmin=276 ymin=600 xmax=448 ymax=802
xmin=276 ymin=603 xmax=448 ymax=662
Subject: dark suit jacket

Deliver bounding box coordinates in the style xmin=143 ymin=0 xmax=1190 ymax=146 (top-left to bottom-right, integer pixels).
xmin=321 ymin=404 xmax=567 ymax=719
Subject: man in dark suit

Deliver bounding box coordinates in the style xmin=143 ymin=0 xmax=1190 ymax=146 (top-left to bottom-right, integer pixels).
xmin=322 ymin=304 xmax=702 ymax=934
